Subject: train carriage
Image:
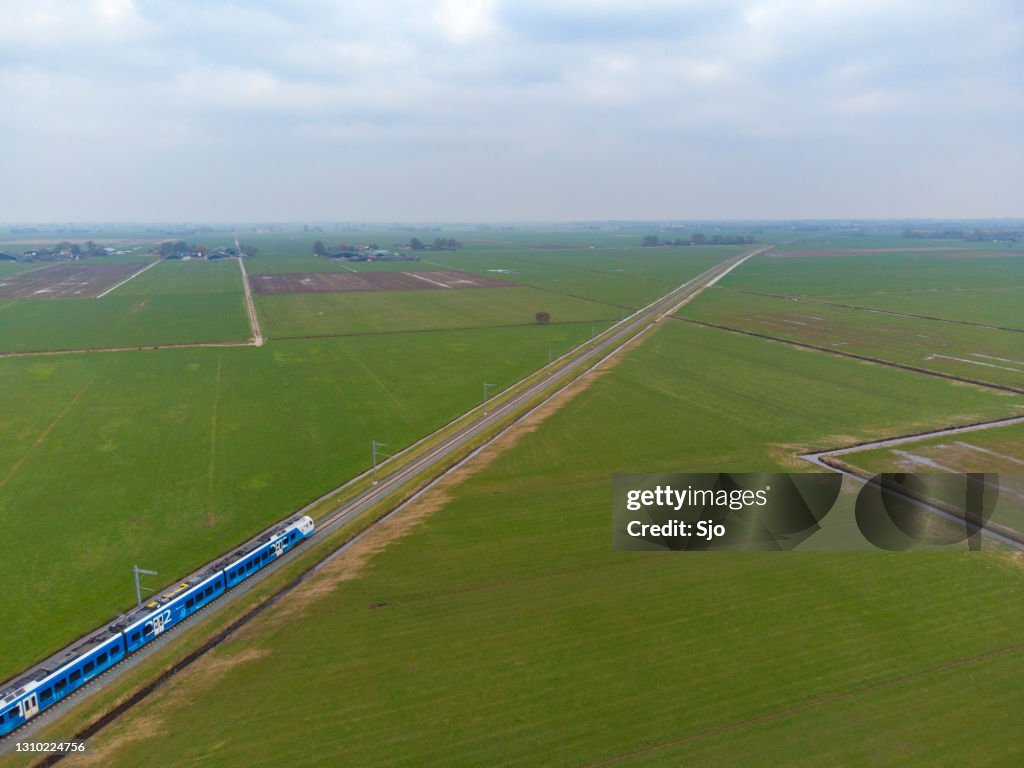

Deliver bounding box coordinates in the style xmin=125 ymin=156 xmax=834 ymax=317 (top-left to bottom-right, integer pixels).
xmin=120 ymin=569 xmax=226 ymax=654
xmin=0 ymin=631 xmax=125 ymax=737
xmin=222 ymin=516 xmax=314 ymax=589
xmin=0 ymin=515 xmax=314 ymax=738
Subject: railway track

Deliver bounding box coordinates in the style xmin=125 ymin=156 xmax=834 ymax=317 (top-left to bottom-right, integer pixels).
xmin=313 ymin=248 xmax=766 ymax=536
xmin=1 ymin=247 xmax=763 ymax=755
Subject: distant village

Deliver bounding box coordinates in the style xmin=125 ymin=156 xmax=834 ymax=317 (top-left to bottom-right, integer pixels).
xmin=313 ymin=237 xmax=462 ymax=261
xmin=0 ymin=241 xmax=128 ymax=262
xmin=151 ymin=240 xmax=258 ymax=260
xmin=0 ymin=239 xmax=260 ymax=263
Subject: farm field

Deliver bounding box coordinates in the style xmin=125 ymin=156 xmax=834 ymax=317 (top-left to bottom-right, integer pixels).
xmin=423 ymin=246 xmax=738 ymax=307
xmin=246 ymin=245 xmax=737 ymax=340
xmin=115 ymin=259 xmax=245 ymax=295
xmin=0 ymin=294 xmax=251 ymax=353
xmin=0 ymin=322 xmax=597 ymax=682
xmin=256 ymin=286 xmax=620 ymax=339
xmin=679 ymin=288 xmax=1024 ymax=391
xmin=66 ymin=320 xmax=1024 ymax=767
xmin=242 ymin=244 xmax=742 ymax=308
xmin=720 ymin=248 xmax=1024 ymax=328
xmin=0 ymin=261 xmax=250 ymax=353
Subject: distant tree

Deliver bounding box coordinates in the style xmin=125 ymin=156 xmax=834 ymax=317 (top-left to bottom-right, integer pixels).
xmin=240 ymin=244 xmax=258 ymax=258
xmin=691 ymin=233 xmax=706 ymax=245
xmin=410 ymin=237 xmax=425 ymax=250
xmin=535 ymin=311 xmax=551 ymax=325
xmin=642 ymin=235 xmax=660 ymax=247
xmin=313 ymin=240 xmax=326 ymax=256
xmin=194 ymin=244 xmax=210 ymax=258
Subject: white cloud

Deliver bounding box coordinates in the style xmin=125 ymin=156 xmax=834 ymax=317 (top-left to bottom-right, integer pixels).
xmin=433 ymin=0 xmax=499 ymax=44
xmin=0 ymin=0 xmax=1022 ymax=220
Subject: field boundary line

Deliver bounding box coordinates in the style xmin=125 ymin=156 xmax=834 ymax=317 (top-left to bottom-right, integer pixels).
xmin=237 ymin=257 xmax=264 ymax=346
xmin=0 ymin=339 xmax=254 ymax=359
xmin=405 ymin=271 xmax=452 ymax=288
xmin=266 ymin=318 xmax=617 ymax=342
xmin=719 ymin=287 xmax=1024 ymax=334
xmin=803 ymin=414 xmax=1024 ymax=460
xmin=94 ymin=260 xmax=160 ymax=298
xmin=674 ymin=317 xmax=1024 ymax=395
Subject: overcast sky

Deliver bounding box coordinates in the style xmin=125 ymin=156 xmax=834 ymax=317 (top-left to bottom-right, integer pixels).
xmin=1 ymin=0 xmax=1021 ymax=222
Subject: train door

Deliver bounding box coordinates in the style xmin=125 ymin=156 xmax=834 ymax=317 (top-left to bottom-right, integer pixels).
xmin=151 ymin=609 xmax=171 ymax=636
xmin=22 ymin=694 xmax=39 ymax=720
xmin=273 ymin=539 xmax=284 ymax=557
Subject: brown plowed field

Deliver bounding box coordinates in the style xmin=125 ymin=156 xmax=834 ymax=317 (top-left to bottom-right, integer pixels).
xmin=0 ymin=262 xmax=146 ymax=299
xmin=249 ymin=270 xmax=513 ymax=295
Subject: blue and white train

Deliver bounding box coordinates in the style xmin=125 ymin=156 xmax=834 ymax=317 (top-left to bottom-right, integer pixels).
xmin=0 ymin=515 xmax=314 ymax=738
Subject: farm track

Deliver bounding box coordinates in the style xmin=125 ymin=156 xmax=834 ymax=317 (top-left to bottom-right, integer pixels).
xmin=674 ymin=317 xmax=1024 ymax=395
xmin=720 ymin=287 xmax=1024 ymax=333
xmin=94 ymin=261 xmax=160 ymax=299
xmin=0 ymin=339 xmax=254 ymax=359
xmin=236 ymin=258 xmax=263 ymax=346
xmin=4 ymin=248 xmax=764 ymax=756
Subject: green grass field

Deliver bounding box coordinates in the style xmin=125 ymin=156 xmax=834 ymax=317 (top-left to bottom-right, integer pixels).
xmin=423 ymin=246 xmax=738 ymax=307
xmin=68 ymin=321 xmax=1024 ymax=767
xmin=0 ymin=294 xmax=251 ymax=352
xmin=256 ymin=286 xmax=620 ymax=338
xmin=719 ymin=248 xmax=1024 ymax=328
xmin=0 ymin=322 xmax=598 ymax=682
xmin=680 ymin=288 xmax=1024 ymax=391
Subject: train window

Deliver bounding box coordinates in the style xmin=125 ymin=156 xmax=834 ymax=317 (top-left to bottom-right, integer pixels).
xmin=143 ymin=625 xmax=153 ymax=636
xmin=69 ymin=669 xmax=81 ymax=682
xmin=40 ymin=688 xmax=53 ymax=701
xmin=112 ymin=644 xmax=121 ymax=655
xmin=131 ymin=632 xmax=140 ymax=644
xmin=97 ymin=652 xmax=108 ymax=665
xmin=246 ymin=561 xmax=253 ymax=571
xmin=55 ymin=679 xmax=66 ymax=692
xmin=186 ymin=598 xmax=195 ymax=609
xmin=205 ymin=586 xmax=213 ymax=597
xmin=84 ymin=661 xmax=95 ymax=674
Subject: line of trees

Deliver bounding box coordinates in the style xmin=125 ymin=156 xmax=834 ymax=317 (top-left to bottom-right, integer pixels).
xmin=902 ymin=228 xmax=1020 ymax=242
xmin=643 ymin=234 xmax=756 ymax=247
xmin=410 ymin=237 xmax=461 ymax=251
xmin=22 ymin=241 xmax=110 ymax=260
